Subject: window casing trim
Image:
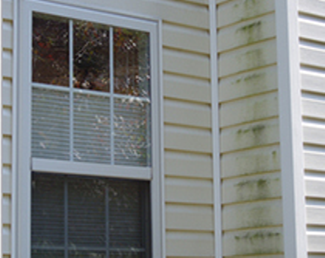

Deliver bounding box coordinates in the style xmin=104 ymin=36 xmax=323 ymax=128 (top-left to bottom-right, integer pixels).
xmin=16 ymin=1 xmax=162 ymax=257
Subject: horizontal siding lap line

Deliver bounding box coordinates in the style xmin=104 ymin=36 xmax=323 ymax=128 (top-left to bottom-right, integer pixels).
xmin=218 ymin=63 xmax=277 ymax=81
xmin=223 ymin=200 xmax=283 ymax=231
xmin=165 ymin=202 xmax=213 ymax=208
xmin=222 ymin=226 xmax=283 ymax=256
xmin=163 ymin=44 xmax=210 ymax=56
xmin=220 ymin=92 xmax=278 ymax=128
xmin=217 ymin=61 xmax=276 ymax=79
xmin=217 ymin=10 xmax=275 ymax=31
xmin=219 ymin=39 xmax=277 ymax=78
xmin=220 ymin=142 xmax=280 ymax=156
xmin=218 ymin=13 xmax=276 ymax=53
xmin=218 ymin=36 xmax=276 ymax=56
xmin=219 ymin=89 xmax=278 ymax=105
xmin=221 ymin=170 xmax=281 ymax=181
xmin=300 ymin=64 xmax=325 ymax=74
xmin=220 ymin=115 xmax=279 ymax=130
xmin=165 ymin=229 xmax=214 ymax=234
xmin=223 ymin=223 xmax=284 ymax=234
xmin=217 ymin=0 xmax=275 ymax=28
xmin=219 ymin=65 xmax=278 ymax=102
xmin=299 ymin=0 xmax=325 ymax=19
xmin=160 ymin=0 xmax=209 ymax=7
xmin=221 ymin=197 xmax=282 ymax=207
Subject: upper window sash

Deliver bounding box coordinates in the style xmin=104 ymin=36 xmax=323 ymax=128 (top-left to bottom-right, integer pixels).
xmin=24 ymin=2 xmax=159 ymax=176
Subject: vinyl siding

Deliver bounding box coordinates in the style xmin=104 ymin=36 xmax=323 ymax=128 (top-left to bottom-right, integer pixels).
xmin=299 ymin=0 xmax=325 ymax=255
xmin=217 ymin=0 xmax=283 ymax=257
xmin=2 ymin=0 xmax=14 ymax=256
xmin=3 ymin=0 xmax=215 ymax=257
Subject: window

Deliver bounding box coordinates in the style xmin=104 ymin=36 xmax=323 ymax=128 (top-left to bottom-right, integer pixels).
xmin=17 ymin=1 xmax=161 ymax=257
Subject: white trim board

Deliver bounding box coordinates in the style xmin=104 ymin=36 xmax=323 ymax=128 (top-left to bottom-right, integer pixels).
xmin=275 ymin=1 xmax=307 ymax=257
xmin=209 ymin=0 xmax=222 ymax=257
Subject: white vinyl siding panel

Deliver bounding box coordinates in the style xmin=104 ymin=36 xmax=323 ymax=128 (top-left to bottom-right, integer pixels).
xmin=2 ymin=0 xmax=13 ymax=256
xmin=299 ymin=0 xmax=325 ymax=255
xmin=217 ymin=0 xmax=282 ymax=257
xmin=160 ymin=1 xmax=214 ymax=257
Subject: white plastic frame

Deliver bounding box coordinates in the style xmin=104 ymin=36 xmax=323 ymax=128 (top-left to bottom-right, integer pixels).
xmin=16 ymin=0 xmax=163 ymax=257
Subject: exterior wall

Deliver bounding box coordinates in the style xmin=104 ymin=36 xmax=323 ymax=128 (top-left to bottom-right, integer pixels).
xmin=216 ymin=0 xmax=284 ymax=256
xmin=2 ymin=0 xmax=216 ymax=257
xmin=299 ymin=0 xmax=325 ymax=256
xmin=2 ymin=0 xmax=14 ymax=257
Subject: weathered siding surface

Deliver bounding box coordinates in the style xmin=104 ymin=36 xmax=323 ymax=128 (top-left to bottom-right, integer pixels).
xmin=3 ymin=0 xmax=216 ymax=257
xmin=299 ymin=0 xmax=325 ymax=255
xmin=217 ymin=0 xmax=283 ymax=257
xmin=3 ymin=0 xmax=14 ymax=257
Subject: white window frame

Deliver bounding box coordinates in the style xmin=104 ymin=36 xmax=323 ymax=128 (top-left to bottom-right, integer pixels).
xmin=16 ymin=0 xmax=163 ymax=257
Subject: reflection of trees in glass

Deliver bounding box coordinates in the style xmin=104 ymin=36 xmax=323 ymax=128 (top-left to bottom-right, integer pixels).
xmin=31 ymin=13 xmax=151 ymax=166
xmin=114 ymin=98 xmax=151 ymax=166
xmin=33 ymin=13 xmax=69 ymax=86
xmin=74 ymin=21 xmax=110 ymax=92
xmin=114 ymin=29 xmax=150 ymax=97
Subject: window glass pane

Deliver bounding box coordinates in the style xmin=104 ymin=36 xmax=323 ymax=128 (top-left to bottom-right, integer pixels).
xmin=73 ymin=93 xmax=111 ymax=163
xmin=109 ymin=181 xmax=146 ymax=251
xmin=31 ymin=173 xmax=65 ymax=250
xmin=31 ymin=250 xmax=64 ymax=258
xmin=68 ymin=177 xmax=106 ymax=249
xmin=114 ymin=98 xmax=151 ymax=166
xmin=109 ymin=252 xmax=145 ymax=258
xmin=69 ymin=251 xmax=106 ymax=257
xmin=32 ymin=87 xmax=70 ymax=160
xmin=74 ymin=20 xmax=110 ymax=92
xmin=31 ymin=173 xmax=151 ymax=257
xmin=32 ymin=13 xmax=69 ymax=86
xmin=114 ymin=28 xmax=150 ymax=97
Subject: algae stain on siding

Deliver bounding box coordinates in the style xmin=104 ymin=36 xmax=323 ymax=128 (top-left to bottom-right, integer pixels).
xmin=237 ymin=124 xmax=266 ymax=146
xmin=236 ymin=21 xmax=263 ymax=44
xmin=234 ymin=231 xmax=280 ymax=243
xmin=243 ymin=49 xmax=266 ymax=69
xmin=235 ymin=178 xmax=271 ymax=201
xmin=232 ymin=230 xmax=282 ymax=255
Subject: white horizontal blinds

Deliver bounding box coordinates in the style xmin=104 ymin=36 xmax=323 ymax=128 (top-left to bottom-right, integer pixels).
xmin=114 ymin=97 xmax=150 ymax=166
xmin=31 ymin=173 xmax=65 ymax=257
xmin=67 ymin=177 xmax=106 ymax=251
xmin=32 ymin=13 xmax=70 ymax=160
xmin=31 ymin=13 xmax=152 ymax=167
xmin=32 ymin=87 xmax=70 ymax=160
xmin=73 ymin=93 xmax=111 ymax=163
xmin=113 ymin=28 xmax=151 ymax=166
xmin=31 ymin=173 xmax=150 ymax=257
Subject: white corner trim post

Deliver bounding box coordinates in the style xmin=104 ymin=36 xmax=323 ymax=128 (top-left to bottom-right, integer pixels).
xmin=209 ymin=0 xmax=222 ymax=257
xmin=275 ymin=1 xmax=307 ymax=257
